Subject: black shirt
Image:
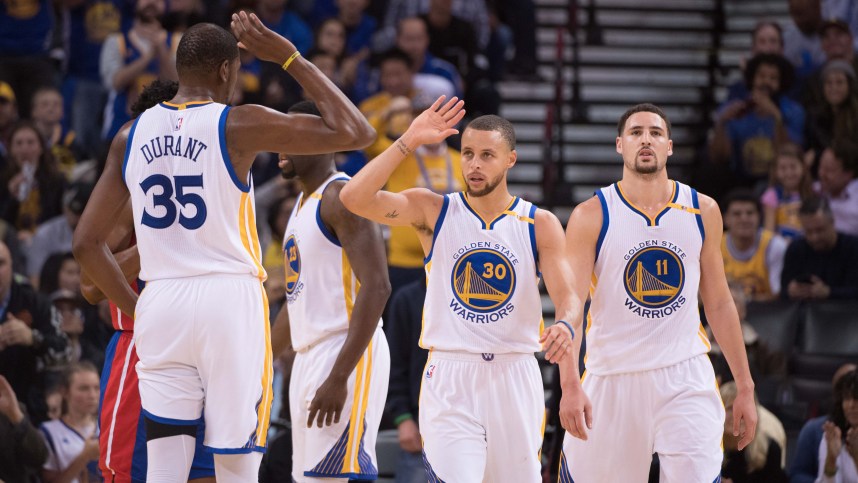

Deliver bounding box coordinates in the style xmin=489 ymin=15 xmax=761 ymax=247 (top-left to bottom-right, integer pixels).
xmin=781 ymin=233 xmax=858 ymax=300
xmin=384 ymin=277 xmax=428 ymax=425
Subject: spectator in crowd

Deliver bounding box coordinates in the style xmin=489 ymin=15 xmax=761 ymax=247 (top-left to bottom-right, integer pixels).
xmin=816 ymin=139 xmax=858 ymax=236
xmin=0 ymin=0 xmax=58 ymax=120
xmin=728 ymin=21 xmax=786 ymax=102
xmin=100 ymin=0 xmax=180 ymax=140
xmin=39 ymin=362 xmax=100 ymax=483
xmin=30 ymin=87 xmax=84 ymax=180
xmin=710 ymin=53 xmax=805 ymax=189
xmin=0 ymin=81 xmax=18 ymax=162
xmin=823 ymin=0 xmax=858 ymax=51
xmin=803 ymin=19 xmax=858 ymax=111
xmin=396 ymin=17 xmax=463 ymax=99
xmin=721 ymin=189 xmax=789 ymax=301
xmin=0 ymin=374 xmax=48 ymax=483
xmin=816 ymin=370 xmax=858 ymax=483
xmin=805 ymin=61 xmax=858 ymax=166
xmin=61 ymin=0 xmax=123 ymax=158
xmin=0 ymin=240 xmax=68 ymax=424
xmin=359 ymin=48 xmax=416 ymax=118
xmin=334 ymin=0 xmax=376 ymax=55
xmin=0 ymin=122 xmax=66 ymax=239
xmin=761 ymin=144 xmax=813 ymax=239
xmin=790 ymin=363 xmax=857 ymax=483
xmin=385 ymin=277 xmax=429 ymax=483
xmin=783 ymin=0 xmax=825 ymax=84
xmin=49 ymin=291 xmax=102 ymax=369
xmin=44 ymin=383 xmax=63 ymax=422
xmin=161 ymin=0 xmax=207 ymax=33
xmin=374 ymin=0 xmax=491 ymax=54
xmin=781 ymin=197 xmax=858 ymax=301
xmin=258 ymin=0 xmax=313 ymax=54
xmin=27 ymin=182 xmax=91 ymax=287
xmin=487 ymin=0 xmax=539 ymax=80
xmin=312 ymin=18 xmax=367 ymax=99
xmin=361 ymin=77 xmax=463 ymax=299
xmin=720 ymin=381 xmax=788 ymax=483
xmin=421 ymin=0 xmax=481 ymax=83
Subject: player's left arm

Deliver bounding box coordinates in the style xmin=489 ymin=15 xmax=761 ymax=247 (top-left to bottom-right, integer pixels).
xmin=534 ymin=208 xmax=576 ymax=364
xmin=697 ymin=194 xmax=757 ymax=450
xmin=306 ymin=181 xmax=391 ymax=428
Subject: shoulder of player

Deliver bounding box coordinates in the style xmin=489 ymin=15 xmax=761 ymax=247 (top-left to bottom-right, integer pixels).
xmin=320 ymin=180 xmax=372 ymax=227
xmin=695 ymin=193 xmax=723 ymax=224
xmin=567 ymin=197 xmax=602 ymax=229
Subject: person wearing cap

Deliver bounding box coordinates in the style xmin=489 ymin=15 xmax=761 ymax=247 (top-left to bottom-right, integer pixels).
xmin=50 ymin=289 xmax=102 ymax=368
xmin=362 ymin=71 xmax=464 ymax=307
xmin=26 ymin=182 xmax=91 ymax=288
xmin=711 ymin=53 xmax=806 ymax=189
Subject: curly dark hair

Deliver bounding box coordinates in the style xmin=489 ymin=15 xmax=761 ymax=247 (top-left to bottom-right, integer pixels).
xmin=831 ymin=369 xmax=858 ymax=434
xmin=743 ymin=53 xmax=793 ymax=96
xmin=130 ymin=80 xmax=179 ymax=117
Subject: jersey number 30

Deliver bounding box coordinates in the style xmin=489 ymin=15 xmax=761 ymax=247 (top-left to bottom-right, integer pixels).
xmin=140 ymin=174 xmax=207 ymax=230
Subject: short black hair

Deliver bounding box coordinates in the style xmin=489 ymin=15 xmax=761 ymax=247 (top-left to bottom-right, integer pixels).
xmin=288 ymin=100 xmax=321 ymax=117
xmin=374 ymin=47 xmax=413 ymax=71
xmin=744 ymin=53 xmax=793 ymax=95
xmin=465 ymin=115 xmax=516 ymax=150
xmin=831 ymin=138 xmax=858 ymax=174
xmin=722 ymin=188 xmax=761 ymax=216
xmin=131 ymin=80 xmax=179 ymax=117
xmin=799 ymin=196 xmax=833 ymax=217
xmin=176 ymin=23 xmax=239 ymax=78
xmin=617 ymin=103 xmax=671 ymax=137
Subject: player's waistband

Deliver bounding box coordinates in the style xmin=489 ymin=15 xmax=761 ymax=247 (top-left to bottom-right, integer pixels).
xmin=430 ymin=350 xmax=533 ymax=363
xmin=144 ymin=272 xmax=261 ymax=283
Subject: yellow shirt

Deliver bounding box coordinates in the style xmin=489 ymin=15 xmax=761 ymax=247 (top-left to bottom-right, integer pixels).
xmin=721 ymin=230 xmax=775 ymax=298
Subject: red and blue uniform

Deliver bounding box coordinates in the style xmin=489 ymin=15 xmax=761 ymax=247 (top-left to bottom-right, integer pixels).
xmin=98 ymin=241 xmax=215 ymax=482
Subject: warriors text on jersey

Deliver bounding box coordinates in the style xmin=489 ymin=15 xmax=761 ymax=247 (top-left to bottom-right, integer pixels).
xmin=586 ymin=180 xmax=709 ymax=375
xmin=123 ymin=101 xmax=265 ymax=282
xmin=421 ymin=193 xmax=542 ymax=354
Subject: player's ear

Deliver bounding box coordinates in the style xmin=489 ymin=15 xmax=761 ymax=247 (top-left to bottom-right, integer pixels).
xmin=508 ymin=149 xmax=517 ymax=169
xmin=615 ymin=136 xmax=622 ymax=155
xmin=667 ymin=139 xmax=673 ymax=157
xmin=219 ymin=59 xmax=231 ymax=83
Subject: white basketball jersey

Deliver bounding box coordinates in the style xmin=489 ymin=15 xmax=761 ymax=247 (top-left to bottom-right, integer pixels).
xmin=123 ymin=102 xmax=265 ymax=282
xmin=585 ymin=180 xmax=710 ymax=375
xmin=284 ymin=173 xmax=381 ymax=352
xmin=421 ymin=193 xmax=542 ymax=354
xmin=40 ymin=420 xmax=100 ymax=482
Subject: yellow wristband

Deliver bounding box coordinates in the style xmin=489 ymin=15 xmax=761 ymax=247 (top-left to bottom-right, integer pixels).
xmin=281 ymin=51 xmax=301 ymax=71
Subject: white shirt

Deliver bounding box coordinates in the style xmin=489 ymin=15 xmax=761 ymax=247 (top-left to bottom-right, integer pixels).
xmin=816 ymin=435 xmax=858 ymax=483
xmin=40 ymin=419 xmax=101 ymax=483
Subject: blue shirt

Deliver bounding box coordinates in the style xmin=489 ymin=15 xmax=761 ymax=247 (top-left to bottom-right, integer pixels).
xmin=344 ymin=15 xmax=376 ymax=55
xmin=0 ymin=0 xmax=53 ymax=56
xmin=788 ymin=415 xmax=825 ymax=483
xmin=263 ymin=11 xmax=313 ymax=56
xmin=419 ymin=53 xmax=464 ymax=99
xmin=67 ymin=0 xmax=123 ymax=80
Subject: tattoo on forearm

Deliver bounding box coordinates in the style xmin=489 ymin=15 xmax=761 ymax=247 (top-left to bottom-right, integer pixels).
xmin=395 ymin=138 xmax=411 ymax=156
xmin=385 ymin=210 xmax=399 ymax=219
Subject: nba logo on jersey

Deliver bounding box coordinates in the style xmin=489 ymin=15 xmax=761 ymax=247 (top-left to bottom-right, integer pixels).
xmin=175 ymin=117 xmax=183 ymax=131
xmin=622 ymin=241 xmax=688 ymax=319
xmin=448 ymin=245 xmax=517 ymax=324
xmin=425 ymin=363 xmax=436 ymax=379
xmin=284 ymin=235 xmax=304 ymax=302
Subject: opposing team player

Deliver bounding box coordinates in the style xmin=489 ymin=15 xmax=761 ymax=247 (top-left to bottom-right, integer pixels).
xmin=73 ymin=15 xmax=375 ymax=482
xmin=340 ymin=101 xmax=578 ymax=482
xmin=80 ymin=80 xmax=216 ymax=483
xmin=271 ymin=100 xmax=391 ymax=481
xmin=558 ymin=103 xmax=757 ymax=482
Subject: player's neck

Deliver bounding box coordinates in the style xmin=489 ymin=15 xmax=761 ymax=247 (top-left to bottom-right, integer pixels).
xmin=465 ymin=186 xmax=514 ymax=218
xmin=299 ymin=167 xmax=338 ymax=197
xmin=170 ymin=86 xmax=215 ymax=106
xmin=619 ymin=171 xmax=673 ymax=214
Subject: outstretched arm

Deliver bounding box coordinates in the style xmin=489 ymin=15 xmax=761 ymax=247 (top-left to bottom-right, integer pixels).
xmin=72 ymin=124 xmax=138 ymax=317
xmin=698 ymin=194 xmax=757 ymax=450
xmin=228 ymin=12 xmax=375 ymax=158
xmin=79 ymin=200 xmax=138 ymax=304
xmin=306 ymin=182 xmax=391 ymax=428
xmin=557 ymin=198 xmax=603 ymax=441
xmin=339 ymin=95 xmax=465 ymax=231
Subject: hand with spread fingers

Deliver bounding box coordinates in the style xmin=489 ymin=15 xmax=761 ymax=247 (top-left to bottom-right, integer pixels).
xmin=539 ymin=322 xmax=573 ymax=364
xmin=402 ymin=96 xmax=466 ymax=147
xmin=230 ymin=10 xmax=297 ymax=66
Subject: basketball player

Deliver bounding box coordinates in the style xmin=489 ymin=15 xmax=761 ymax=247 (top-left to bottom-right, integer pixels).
xmin=340 ymin=99 xmax=578 ymax=482
xmin=558 ymin=103 xmax=757 ymax=482
xmin=73 ymin=14 xmax=375 ymax=483
xmin=79 ymin=80 xmax=216 ymax=483
xmin=269 ymin=100 xmax=391 ymax=481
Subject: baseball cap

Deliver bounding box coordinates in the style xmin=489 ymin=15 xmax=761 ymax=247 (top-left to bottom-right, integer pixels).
xmin=412 ymin=74 xmax=456 ymax=110
xmin=820 ymin=18 xmax=851 ymax=35
xmin=0 ymin=81 xmax=14 ymax=103
xmin=50 ymin=289 xmax=82 ymax=306
xmin=63 ymin=182 xmax=93 ymax=216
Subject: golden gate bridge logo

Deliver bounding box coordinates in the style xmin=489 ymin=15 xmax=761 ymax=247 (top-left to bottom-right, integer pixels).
xmin=623 ymin=247 xmax=684 ymax=308
xmin=284 ymin=235 xmax=301 ymax=295
xmin=451 ymin=249 xmax=516 ymax=313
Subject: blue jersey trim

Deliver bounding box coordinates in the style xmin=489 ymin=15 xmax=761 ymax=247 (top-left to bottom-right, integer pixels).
xmin=316 ymin=202 xmax=341 ymax=247
xmin=204 ymin=445 xmax=266 ymax=454
xmin=691 ymin=188 xmax=705 ymax=242
xmin=527 ymin=203 xmax=540 ymax=276
xmin=653 ymin=180 xmax=679 ymax=225
xmin=218 ymin=106 xmax=250 ymax=192
xmin=304 ymin=472 xmax=378 ymax=480
xmin=121 ymin=117 xmax=141 ymax=185
xmin=423 ymin=195 xmax=450 ymax=264
xmin=488 ymin=197 xmax=519 ymax=229
xmin=594 ymin=190 xmax=610 ymax=262
xmin=40 ymin=426 xmax=57 ymax=455
xmin=423 ymin=450 xmax=447 ymax=483
xmin=141 ymin=409 xmax=203 ymax=426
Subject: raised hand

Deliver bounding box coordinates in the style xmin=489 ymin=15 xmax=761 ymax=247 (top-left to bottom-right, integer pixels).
xmin=824 ymin=420 xmax=843 ymax=457
xmin=0 ymin=375 xmax=23 ymax=424
xmin=230 ymin=11 xmax=297 ymax=66
xmin=402 ymin=96 xmax=466 ymax=148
